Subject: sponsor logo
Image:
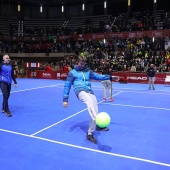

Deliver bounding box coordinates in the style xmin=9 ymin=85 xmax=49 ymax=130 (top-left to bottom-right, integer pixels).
xmin=42 ymin=73 xmax=51 ymax=78
xmin=129 ymin=32 xmax=144 ymax=38
xmin=61 ymin=73 xmax=67 ymax=77
xmin=129 ymin=33 xmax=136 ymax=38
xmin=56 ymin=73 xmax=60 ymax=79
xmin=59 ymin=35 xmax=70 ymax=40
xmin=136 ymin=32 xmax=144 ymax=37
xmin=78 ymin=34 xmax=84 ymax=40
xmin=57 ymin=73 xmax=60 ymax=77
xmin=92 ymin=34 xmax=105 ymax=39
xmin=152 ymin=31 xmax=163 ymax=37
xmin=31 ymin=72 xmax=37 ymax=77
xmin=127 ymin=76 xmax=147 ymax=80
xmin=92 ymin=34 xmax=96 ymax=39
xmin=110 ymin=33 xmax=123 ymax=38
xmin=155 ymin=77 xmax=165 ymax=81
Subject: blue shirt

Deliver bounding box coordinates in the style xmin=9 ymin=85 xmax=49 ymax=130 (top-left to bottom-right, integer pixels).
xmin=0 ymin=62 xmax=17 ymax=84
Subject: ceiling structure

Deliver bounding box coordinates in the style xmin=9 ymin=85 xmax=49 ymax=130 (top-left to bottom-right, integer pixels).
xmin=3 ymin=0 xmax=168 ymax=13
xmin=7 ymin=0 xmax=127 ymax=6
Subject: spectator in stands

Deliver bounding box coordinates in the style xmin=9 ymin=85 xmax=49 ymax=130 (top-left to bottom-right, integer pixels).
xmin=105 ymin=23 xmax=111 ymax=32
xmin=62 ymin=63 xmax=69 ymax=72
xmin=0 ymin=54 xmax=17 ymax=117
xmin=1 ymin=34 xmax=169 ymax=74
xmin=146 ymin=63 xmax=156 ymax=90
xmin=44 ymin=63 xmax=52 ymax=72
xmin=68 ymin=65 xmax=72 ymax=71
xmin=63 ymin=55 xmax=112 ymax=144
xmin=130 ymin=64 xmax=136 ymax=72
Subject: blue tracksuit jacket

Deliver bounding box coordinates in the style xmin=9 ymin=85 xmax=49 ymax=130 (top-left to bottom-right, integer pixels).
xmin=63 ymin=65 xmax=110 ymax=102
xmin=0 ymin=62 xmax=17 ymax=84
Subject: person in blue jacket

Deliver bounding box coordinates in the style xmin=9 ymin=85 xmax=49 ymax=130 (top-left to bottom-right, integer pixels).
xmin=0 ymin=54 xmax=17 ymax=117
xmin=63 ymin=55 xmax=112 ymax=144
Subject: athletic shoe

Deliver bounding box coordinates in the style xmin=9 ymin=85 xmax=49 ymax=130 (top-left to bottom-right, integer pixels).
xmin=5 ymin=111 xmax=12 ymax=117
xmin=109 ymin=98 xmax=114 ymax=102
xmin=103 ymin=98 xmax=106 ymax=101
xmin=148 ymin=87 xmax=151 ymax=90
xmin=1 ymin=110 xmax=5 ymax=113
xmin=153 ymin=88 xmax=155 ymax=90
xmin=96 ymin=125 xmax=109 ymax=131
xmin=86 ymin=134 xmax=97 ymax=144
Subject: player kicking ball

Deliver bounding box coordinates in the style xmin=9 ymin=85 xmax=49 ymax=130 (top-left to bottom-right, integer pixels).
xmin=63 ymin=55 xmax=112 ymax=144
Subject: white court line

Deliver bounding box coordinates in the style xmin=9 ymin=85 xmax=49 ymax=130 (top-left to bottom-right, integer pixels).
xmin=94 ymin=87 xmax=170 ymax=95
xmin=57 ymin=86 xmax=170 ymax=95
xmin=113 ymin=88 xmax=170 ymax=93
xmin=30 ymin=108 xmax=88 ymax=136
xmin=0 ymin=85 xmax=59 ymax=95
xmin=10 ymin=85 xmax=59 ymax=93
xmin=53 ymin=84 xmax=170 ymax=93
xmin=30 ymin=91 xmax=123 ymax=136
xmin=119 ymin=90 xmax=170 ymax=95
xmin=92 ymin=85 xmax=170 ymax=93
xmin=0 ymin=128 xmax=170 ymax=167
xmin=94 ymin=89 xmax=170 ymax=95
xmin=96 ymin=88 xmax=170 ymax=95
xmin=102 ymin=103 xmax=170 ymax=111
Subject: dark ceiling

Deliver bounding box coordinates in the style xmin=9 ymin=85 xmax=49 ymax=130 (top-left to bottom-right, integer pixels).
xmin=4 ymin=0 xmax=169 ymax=12
xmin=8 ymin=0 xmax=127 ymax=6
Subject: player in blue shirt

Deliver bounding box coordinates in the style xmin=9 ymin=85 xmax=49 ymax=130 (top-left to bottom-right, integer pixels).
xmin=0 ymin=54 xmax=17 ymax=117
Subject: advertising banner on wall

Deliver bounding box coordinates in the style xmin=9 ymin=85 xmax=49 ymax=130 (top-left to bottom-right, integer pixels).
xmin=57 ymin=30 xmax=170 ymax=41
xmin=26 ymin=70 xmax=168 ymax=84
xmin=112 ymin=72 xmax=167 ymax=84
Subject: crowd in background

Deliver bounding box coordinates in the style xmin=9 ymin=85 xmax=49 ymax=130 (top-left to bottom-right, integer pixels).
xmin=7 ymin=35 xmax=170 ymax=76
xmin=1 ymin=10 xmax=169 ymax=37
xmin=22 ymin=10 xmax=170 ymax=36
xmin=71 ymin=10 xmax=170 ymax=35
xmin=56 ymin=36 xmax=170 ymax=73
xmin=0 ymin=10 xmax=170 ymax=75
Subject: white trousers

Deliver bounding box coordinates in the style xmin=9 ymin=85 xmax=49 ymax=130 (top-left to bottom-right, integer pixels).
xmin=78 ymin=91 xmax=98 ymax=135
xmin=101 ymin=80 xmax=112 ymax=98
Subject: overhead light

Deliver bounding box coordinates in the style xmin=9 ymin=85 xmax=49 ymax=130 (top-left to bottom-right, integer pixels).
xmin=82 ymin=4 xmax=85 ymax=11
xmin=128 ymin=0 xmax=131 ymax=6
xmin=62 ymin=6 xmax=64 ymax=12
xmin=104 ymin=1 xmax=106 ymax=8
xmin=40 ymin=4 xmax=43 ymax=13
xmin=18 ymin=4 xmax=20 ymax=12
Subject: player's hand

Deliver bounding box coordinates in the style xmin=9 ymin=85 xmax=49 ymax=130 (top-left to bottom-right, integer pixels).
xmin=14 ymin=84 xmax=17 ymax=88
xmin=112 ymin=76 xmax=119 ymax=81
xmin=63 ymin=102 xmax=68 ymax=108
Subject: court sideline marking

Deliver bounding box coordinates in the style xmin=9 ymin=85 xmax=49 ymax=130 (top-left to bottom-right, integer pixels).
xmin=102 ymin=103 xmax=170 ymax=111
xmin=0 ymin=128 xmax=170 ymax=168
xmin=1 ymin=83 xmax=168 ymax=96
xmin=0 ymin=85 xmax=59 ymax=95
xmin=91 ymin=85 xmax=170 ymax=93
xmin=118 ymin=90 xmax=170 ymax=95
xmin=11 ymin=85 xmax=59 ymax=93
xmin=57 ymin=84 xmax=170 ymax=94
xmin=30 ymin=91 xmax=123 ymax=136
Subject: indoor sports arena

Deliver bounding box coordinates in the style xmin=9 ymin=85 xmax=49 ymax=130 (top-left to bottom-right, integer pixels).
xmin=0 ymin=0 xmax=170 ymax=169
